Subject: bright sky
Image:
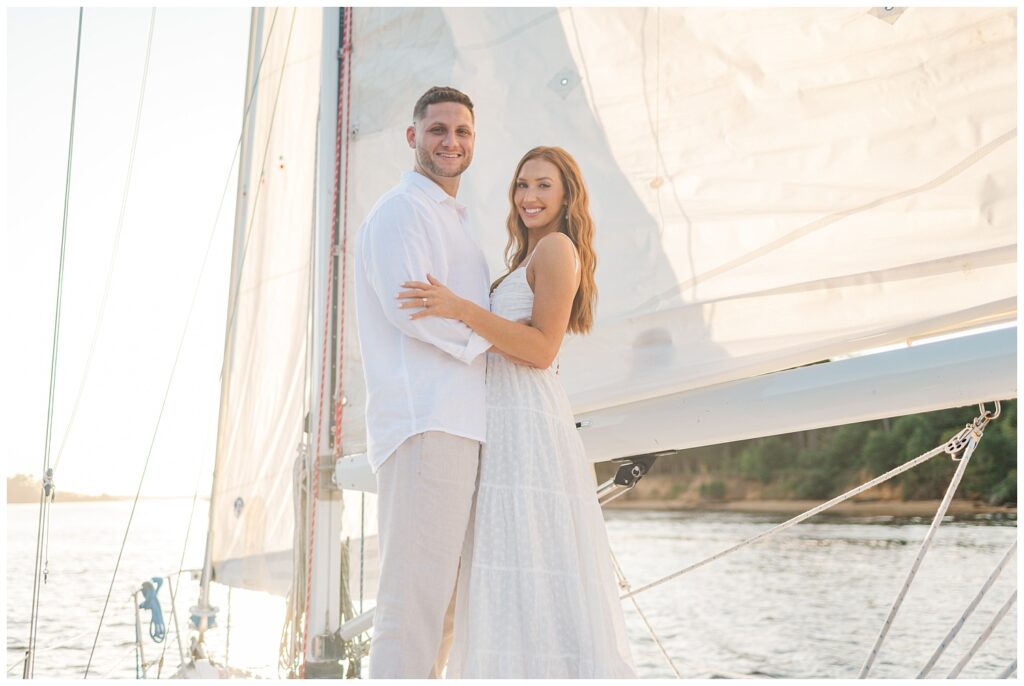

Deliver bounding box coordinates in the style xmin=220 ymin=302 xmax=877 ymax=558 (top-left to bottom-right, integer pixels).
xmin=5 ymin=8 xmax=251 ymax=496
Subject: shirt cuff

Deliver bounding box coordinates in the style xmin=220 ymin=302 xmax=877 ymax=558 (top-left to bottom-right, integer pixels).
xmin=457 ymin=330 xmax=492 ymax=364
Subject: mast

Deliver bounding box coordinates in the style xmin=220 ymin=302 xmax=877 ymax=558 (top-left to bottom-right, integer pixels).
xmin=195 ymin=6 xmax=263 ymax=651
xmin=302 ymin=7 xmax=348 ymax=677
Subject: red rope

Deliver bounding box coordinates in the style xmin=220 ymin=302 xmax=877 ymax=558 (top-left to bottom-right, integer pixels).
xmin=333 ymin=7 xmax=354 ymax=452
xmin=301 ymin=7 xmax=352 ymax=677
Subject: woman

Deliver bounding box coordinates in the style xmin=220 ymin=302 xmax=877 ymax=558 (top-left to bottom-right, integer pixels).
xmin=396 ymin=146 xmax=635 ymax=678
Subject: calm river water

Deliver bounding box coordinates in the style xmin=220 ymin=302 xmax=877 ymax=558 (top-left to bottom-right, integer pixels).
xmin=6 ymin=500 xmax=1017 ymax=679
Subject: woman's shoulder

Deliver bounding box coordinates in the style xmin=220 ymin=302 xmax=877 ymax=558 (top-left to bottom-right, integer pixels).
xmin=535 ymin=231 xmax=578 ymax=260
xmin=531 ymin=232 xmax=579 ymax=274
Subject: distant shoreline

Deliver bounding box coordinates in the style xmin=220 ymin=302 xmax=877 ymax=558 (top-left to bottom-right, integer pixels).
xmin=9 ymin=496 xmax=1014 ymax=518
xmin=606 ymin=498 xmax=1017 ymax=518
xmin=6 ymin=494 xmax=208 ymax=505
xmin=8 ymin=474 xmax=210 ymax=504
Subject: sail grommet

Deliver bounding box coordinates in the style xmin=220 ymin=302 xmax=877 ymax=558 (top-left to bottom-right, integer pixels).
xmin=548 ymin=68 xmax=580 ymax=99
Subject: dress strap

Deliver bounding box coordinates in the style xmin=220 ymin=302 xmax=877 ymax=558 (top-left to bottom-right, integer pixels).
xmin=522 ymin=247 xmax=539 ymax=271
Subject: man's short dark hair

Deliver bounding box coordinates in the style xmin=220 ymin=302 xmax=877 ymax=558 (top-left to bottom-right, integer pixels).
xmin=413 ymin=86 xmax=474 ymax=122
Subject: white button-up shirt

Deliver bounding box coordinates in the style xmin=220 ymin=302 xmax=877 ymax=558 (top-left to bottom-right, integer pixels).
xmin=355 ymin=171 xmax=492 ymax=472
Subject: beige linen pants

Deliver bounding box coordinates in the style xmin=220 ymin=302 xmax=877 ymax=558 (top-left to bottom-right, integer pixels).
xmin=368 ymin=431 xmax=480 ymax=678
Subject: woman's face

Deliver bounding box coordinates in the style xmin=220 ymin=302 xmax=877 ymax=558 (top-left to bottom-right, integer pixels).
xmin=514 ymin=158 xmax=565 ymax=234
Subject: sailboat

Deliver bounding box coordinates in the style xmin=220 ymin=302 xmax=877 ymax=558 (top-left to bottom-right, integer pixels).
xmin=21 ymin=5 xmax=1015 ymax=679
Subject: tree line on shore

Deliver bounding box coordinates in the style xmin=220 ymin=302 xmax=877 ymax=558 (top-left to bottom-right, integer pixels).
xmin=641 ymin=400 xmax=1017 ymax=505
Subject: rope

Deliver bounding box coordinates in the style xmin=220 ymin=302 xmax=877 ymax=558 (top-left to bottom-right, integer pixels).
xmin=917 ymin=539 xmax=1017 ymax=677
xmin=332 ymin=6 xmax=355 ymax=451
xmin=946 ymin=590 xmax=1017 ymax=678
xmin=609 ymin=549 xmax=682 ymax=677
xmin=859 ymin=424 xmax=986 ymax=678
xmin=139 ymin=577 xmax=167 ymax=643
xmin=621 ymin=442 xmax=948 ymax=600
xmin=300 ymin=7 xmax=352 ymax=675
xmin=610 ymin=549 xmax=758 ymax=678
xmin=25 ymin=9 xmax=84 ymax=679
xmin=998 ymin=660 xmax=1017 ymax=678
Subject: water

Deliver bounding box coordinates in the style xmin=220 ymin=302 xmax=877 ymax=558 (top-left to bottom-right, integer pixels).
xmin=7 ymin=501 xmax=1017 ymax=679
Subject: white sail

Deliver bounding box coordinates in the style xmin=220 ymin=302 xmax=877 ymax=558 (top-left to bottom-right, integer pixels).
xmin=339 ymin=7 xmax=1014 ymax=431
xmin=216 ymin=6 xmax=1017 ymax=595
xmin=208 ymin=8 xmax=324 ymax=596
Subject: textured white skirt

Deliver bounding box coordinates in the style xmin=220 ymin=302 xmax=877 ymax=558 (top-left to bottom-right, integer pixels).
xmin=446 ymin=352 xmax=635 ymax=678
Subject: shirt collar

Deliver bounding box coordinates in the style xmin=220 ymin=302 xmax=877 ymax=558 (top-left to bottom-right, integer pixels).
xmin=402 ymin=170 xmax=468 ymax=215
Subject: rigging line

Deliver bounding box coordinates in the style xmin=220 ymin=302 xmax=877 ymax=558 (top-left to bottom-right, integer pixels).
xmin=155 ymin=456 xmax=207 ymax=677
xmin=946 ymin=590 xmax=1017 ymax=679
xmin=83 ymin=9 xmax=286 ymax=667
xmin=858 ymin=432 xmax=982 ymax=678
xmin=52 ymin=7 xmax=156 ymax=474
xmin=26 ymin=8 xmax=84 ymax=680
xmin=24 ymin=490 xmax=47 ymax=680
xmin=917 ymin=539 xmax=1017 ymax=677
xmin=609 ymin=549 xmax=681 ymax=677
xmin=611 ymin=549 xmax=760 ymax=679
xmin=621 ymin=442 xmax=948 ymax=600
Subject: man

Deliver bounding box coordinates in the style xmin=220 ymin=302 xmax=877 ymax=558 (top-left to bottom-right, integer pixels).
xmin=354 ymin=86 xmax=491 ymax=678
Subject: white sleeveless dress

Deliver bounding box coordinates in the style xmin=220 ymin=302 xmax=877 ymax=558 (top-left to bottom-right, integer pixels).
xmin=446 ymin=245 xmax=635 ymax=679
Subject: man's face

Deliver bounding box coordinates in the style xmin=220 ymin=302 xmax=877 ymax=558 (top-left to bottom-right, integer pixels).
xmin=407 ymin=102 xmax=475 ymax=180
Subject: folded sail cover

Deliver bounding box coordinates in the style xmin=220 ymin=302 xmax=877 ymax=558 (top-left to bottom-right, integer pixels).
xmin=212 ymin=8 xmax=1016 ymax=594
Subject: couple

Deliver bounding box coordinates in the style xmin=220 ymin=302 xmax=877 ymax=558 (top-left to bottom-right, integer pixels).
xmin=354 ymin=86 xmax=634 ymax=679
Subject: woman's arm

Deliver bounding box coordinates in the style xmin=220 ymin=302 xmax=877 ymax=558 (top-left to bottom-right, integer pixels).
xmin=398 ymin=234 xmax=580 ymax=369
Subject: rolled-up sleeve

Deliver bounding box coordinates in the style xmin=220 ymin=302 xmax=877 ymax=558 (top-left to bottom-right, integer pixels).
xmin=362 ymin=197 xmax=489 ymax=364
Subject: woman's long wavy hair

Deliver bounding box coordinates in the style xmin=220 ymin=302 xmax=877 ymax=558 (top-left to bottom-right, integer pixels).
xmin=490 ymin=146 xmax=597 ymax=335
